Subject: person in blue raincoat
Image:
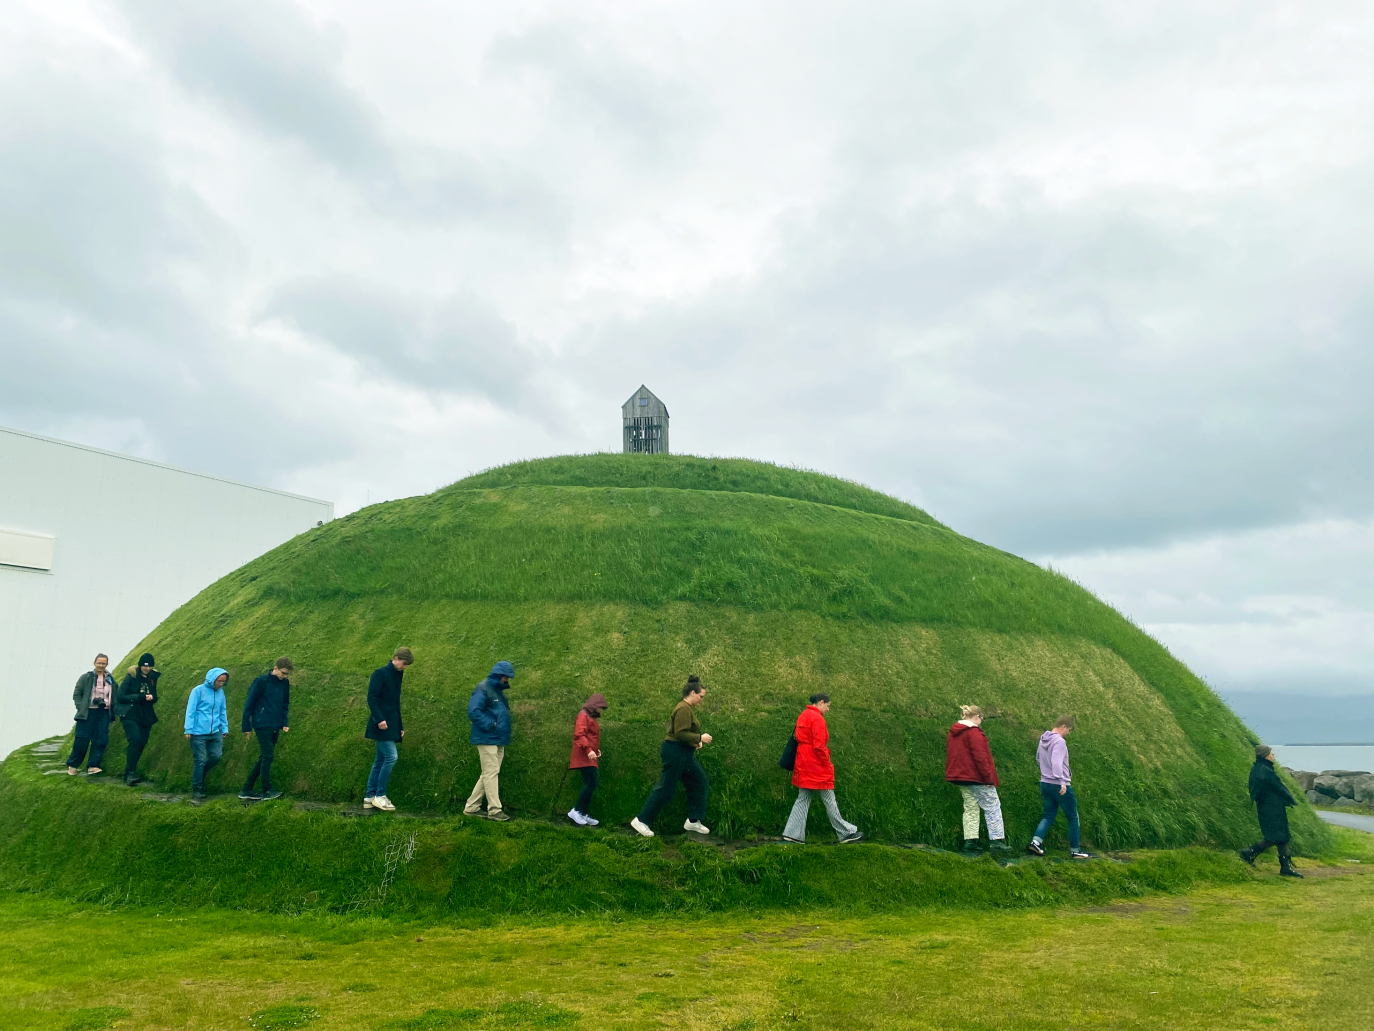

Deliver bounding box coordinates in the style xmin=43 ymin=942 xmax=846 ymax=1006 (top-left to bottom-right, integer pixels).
xmin=464 ymin=661 xmax=514 ymax=821
xmin=184 ymin=667 xmax=229 ymax=800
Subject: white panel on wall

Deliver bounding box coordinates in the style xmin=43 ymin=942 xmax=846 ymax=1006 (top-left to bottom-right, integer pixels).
xmin=0 ymin=528 xmax=54 ymax=571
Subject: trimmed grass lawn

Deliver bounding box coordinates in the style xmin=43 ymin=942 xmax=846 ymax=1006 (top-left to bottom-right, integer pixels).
xmin=3 ymin=840 xmax=1372 ymax=1030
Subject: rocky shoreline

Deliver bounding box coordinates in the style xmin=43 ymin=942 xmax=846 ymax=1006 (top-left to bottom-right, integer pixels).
xmin=1284 ymin=767 xmax=1374 ymax=808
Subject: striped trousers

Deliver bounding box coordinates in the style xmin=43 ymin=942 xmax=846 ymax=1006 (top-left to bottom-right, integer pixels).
xmin=783 ymin=788 xmax=858 ymax=842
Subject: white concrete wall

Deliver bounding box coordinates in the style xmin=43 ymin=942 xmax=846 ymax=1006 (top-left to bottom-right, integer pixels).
xmin=0 ymin=426 xmax=333 ymax=758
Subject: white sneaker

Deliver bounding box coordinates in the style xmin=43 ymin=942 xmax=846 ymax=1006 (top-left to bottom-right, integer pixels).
xmin=567 ymin=808 xmax=589 ymax=826
xmin=363 ymin=797 xmax=375 ymax=809
xmin=630 ymin=817 xmax=655 ymax=837
xmin=373 ymin=795 xmax=396 ymax=811
xmin=583 ymin=814 xmax=599 ymax=826
xmin=684 ymin=819 xmax=710 ymax=835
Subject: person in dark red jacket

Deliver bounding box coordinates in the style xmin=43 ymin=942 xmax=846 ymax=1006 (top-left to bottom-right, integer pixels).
xmin=945 ymin=705 xmax=1011 ymax=854
xmin=567 ymin=694 xmax=608 ymax=826
xmin=782 ymin=694 xmax=863 ymax=844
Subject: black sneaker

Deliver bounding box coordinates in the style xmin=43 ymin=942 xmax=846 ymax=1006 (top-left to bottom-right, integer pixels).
xmin=1026 ymin=840 xmax=1046 ymax=856
xmin=1070 ymin=849 xmax=1093 ymax=860
xmin=260 ymin=791 xmax=283 ymax=800
xmin=486 ymin=810 xmax=512 ymax=822
xmin=989 ymin=840 xmax=1013 ymax=854
xmin=239 ymin=790 xmax=263 ymax=800
xmin=959 ymin=840 xmax=983 ymax=856
xmin=839 ymin=831 xmax=864 ymax=844
xmin=191 ymin=792 xmax=207 ymax=804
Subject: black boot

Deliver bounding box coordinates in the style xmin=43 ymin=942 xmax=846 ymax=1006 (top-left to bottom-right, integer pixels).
xmin=960 ymin=839 xmax=983 ymax=855
xmin=1279 ymin=857 xmax=1303 ymax=878
xmin=1238 ymin=846 xmax=1257 ymax=867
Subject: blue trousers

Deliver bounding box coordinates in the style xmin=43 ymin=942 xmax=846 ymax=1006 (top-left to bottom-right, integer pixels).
xmin=189 ymin=734 xmax=223 ymax=793
xmin=1033 ymin=782 xmax=1080 ymax=849
xmin=366 ymin=740 xmax=398 ymax=798
xmin=67 ymin=710 xmax=111 ymax=769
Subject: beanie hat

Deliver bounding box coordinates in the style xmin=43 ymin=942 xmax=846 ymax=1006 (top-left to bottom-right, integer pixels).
xmin=138 ymin=653 xmax=155 ymax=668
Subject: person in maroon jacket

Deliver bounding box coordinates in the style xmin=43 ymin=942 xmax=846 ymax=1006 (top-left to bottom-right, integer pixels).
xmin=782 ymin=694 xmax=863 ymax=844
xmin=945 ymin=705 xmax=1011 ymax=854
xmin=566 ymin=694 xmax=608 ymax=826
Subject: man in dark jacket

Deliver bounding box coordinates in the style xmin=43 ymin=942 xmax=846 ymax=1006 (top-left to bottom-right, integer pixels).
xmin=67 ymin=653 xmax=116 ymax=775
xmin=116 ymin=653 xmax=160 ymax=785
xmin=363 ymin=647 xmax=412 ymax=812
xmin=1240 ymin=744 xmax=1303 ymax=878
xmin=464 ymin=661 xmax=514 ymax=821
xmin=240 ymin=656 xmax=293 ymax=800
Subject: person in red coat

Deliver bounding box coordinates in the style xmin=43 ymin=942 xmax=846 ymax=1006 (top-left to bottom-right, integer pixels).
xmin=945 ymin=705 xmax=1010 ymax=854
xmin=567 ymin=694 xmax=608 ymax=826
xmin=782 ymin=694 xmax=863 ymax=843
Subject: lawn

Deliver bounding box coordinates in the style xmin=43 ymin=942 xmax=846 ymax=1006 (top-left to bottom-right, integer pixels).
xmin=4 ymin=830 xmax=1371 ymax=1031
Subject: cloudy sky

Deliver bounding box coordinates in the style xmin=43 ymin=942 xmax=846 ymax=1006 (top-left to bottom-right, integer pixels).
xmin=2 ymin=0 xmax=1370 ymax=703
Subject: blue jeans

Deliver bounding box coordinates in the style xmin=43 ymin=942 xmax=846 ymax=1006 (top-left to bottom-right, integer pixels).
xmin=189 ymin=734 xmax=224 ymax=793
xmin=67 ymin=710 xmax=112 ymax=769
xmin=1034 ymin=782 xmax=1080 ymax=849
xmin=366 ymin=740 xmax=398 ymax=798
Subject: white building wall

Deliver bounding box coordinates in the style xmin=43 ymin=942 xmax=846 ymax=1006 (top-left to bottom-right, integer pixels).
xmin=0 ymin=425 xmax=333 ymax=758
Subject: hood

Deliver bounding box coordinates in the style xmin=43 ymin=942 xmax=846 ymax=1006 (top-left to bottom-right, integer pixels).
xmin=949 ymin=722 xmax=978 ymax=738
xmin=583 ymin=693 xmax=609 ymax=713
xmin=1039 ymin=730 xmax=1058 ymax=747
xmin=489 ymin=660 xmax=515 ymax=680
xmin=203 ymin=667 xmax=229 ymax=690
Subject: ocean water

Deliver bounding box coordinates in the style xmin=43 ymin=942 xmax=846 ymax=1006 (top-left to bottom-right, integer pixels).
xmin=1270 ymin=744 xmax=1374 ymax=775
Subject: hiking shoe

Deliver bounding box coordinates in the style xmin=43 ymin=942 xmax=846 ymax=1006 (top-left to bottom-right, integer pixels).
xmin=1280 ymin=863 xmax=1304 ymax=879
xmin=239 ymin=790 xmax=263 ymax=800
xmin=1070 ymin=849 xmax=1093 ymax=860
xmin=989 ymin=839 xmax=1013 ymax=854
xmin=261 ymin=791 xmax=283 ymax=801
xmin=363 ymin=797 xmax=375 ymax=809
xmin=684 ymin=819 xmax=710 ymax=835
xmin=959 ymin=840 xmax=983 ymax=855
xmin=567 ymin=808 xmax=590 ymax=826
xmin=839 ymin=831 xmax=864 ymax=844
xmin=372 ymin=796 xmax=396 ymax=811
xmin=630 ymin=817 xmax=655 ymax=838
xmin=486 ymin=810 xmax=511 ymax=822
xmin=1027 ymin=840 xmax=1046 ymax=856
xmin=1238 ymin=848 xmax=1256 ymax=867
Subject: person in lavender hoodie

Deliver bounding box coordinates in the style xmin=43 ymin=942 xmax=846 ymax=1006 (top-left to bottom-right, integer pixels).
xmin=1026 ymin=716 xmax=1090 ymax=859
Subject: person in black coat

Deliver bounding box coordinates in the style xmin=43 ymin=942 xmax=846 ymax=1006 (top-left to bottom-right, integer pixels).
xmin=239 ymin=656 xmax=293 ymax=800
xmin=1240 ymin=744 xmax=1303 ymax=878
xmin=116 ymin=653 xmax=160 ymax=785
xmin=363 ymin=647 xmax=412 ymax=811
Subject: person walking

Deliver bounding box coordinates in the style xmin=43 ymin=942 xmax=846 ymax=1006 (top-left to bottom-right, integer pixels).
xmin=67 ymin=653 xmax=116 ymax=775
xmin=945 ymin=705 xmax=1011 ymax=855
xmin=239 ymin=657 xmax=293 ymax=800
xmin=1027 ymin=716 xmax=1090 ymax=859
xmin=363 ymin=647 xmax=412 ymax=812
xmin=631 ymin=675 xmax=712 ymax=837
xmin=1240 ymin=744 xmax=1303 ymax=878
xmin=464 ymin=661 xmax=515 ymax=821
xmin=567 ymin=693 xmax=608 ymax=826
xmin=782 ymin=694 xmax=863 ymax=844
xmin=184 ymin=667 xmax=230 ymax=800
xmin=116 ymin=653 xmax=160 ymax=785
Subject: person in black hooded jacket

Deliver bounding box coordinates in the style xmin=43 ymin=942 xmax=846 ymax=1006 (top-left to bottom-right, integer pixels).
xmin=117 ymin=653 xmax=160 ymax=785
xmin=1240 ymin=744 xmax=1303 ymax=878
xmin=240 ymin=656 xmax=293 ymax=800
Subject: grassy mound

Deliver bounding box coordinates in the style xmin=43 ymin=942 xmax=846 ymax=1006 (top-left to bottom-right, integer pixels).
xmin=19 ymin=454 xmax=1327 ymax=857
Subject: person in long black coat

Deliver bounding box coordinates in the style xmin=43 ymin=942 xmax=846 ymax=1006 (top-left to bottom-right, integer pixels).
xmin=362 ymin=647 xmax=412 ymax=811
xmin=1240 ymin=744 xmax=1303 ymax=878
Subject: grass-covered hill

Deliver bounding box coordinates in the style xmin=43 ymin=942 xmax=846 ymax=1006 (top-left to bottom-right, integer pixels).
xmin=30 ymin=454 xmax=1327 ymax=852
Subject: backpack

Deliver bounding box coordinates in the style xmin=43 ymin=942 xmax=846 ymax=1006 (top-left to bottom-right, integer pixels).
xmin=778 ymin=734 xmax=798 ymax=771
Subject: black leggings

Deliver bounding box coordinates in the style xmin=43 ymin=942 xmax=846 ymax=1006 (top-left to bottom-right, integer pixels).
xmin=575 ymin=767 xmax=597 ymax=815
xmin=1249 ymin=840 xmax=1290 ymax=859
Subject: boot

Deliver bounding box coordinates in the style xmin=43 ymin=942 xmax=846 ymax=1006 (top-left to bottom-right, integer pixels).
xmin=1238 ymin=846 xmax=1257 ymax=867
xmin=960 ymin=839 xmax=983 ymax=856
xmin=1279 ymin=856 xmax=1303 ymax=879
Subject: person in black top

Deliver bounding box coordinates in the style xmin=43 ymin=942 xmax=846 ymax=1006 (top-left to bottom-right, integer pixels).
xmin=363 ymin=647 xmax=412 ymax=812
xmin=240 ymin=656 xmax=294 ymax=800
xmin=1240 ymin=744 xmax=1303 ymax=878
xmin=116 ymin=653 xmax=160 ymax=785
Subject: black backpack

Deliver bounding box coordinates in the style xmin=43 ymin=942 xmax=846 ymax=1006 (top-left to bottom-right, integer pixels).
xmin=779 ymin=734 xmax=798 ymax=771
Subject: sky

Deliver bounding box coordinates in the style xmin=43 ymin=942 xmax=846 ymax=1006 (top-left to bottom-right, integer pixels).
xmin=2 ymin=0 xmax=1370 ymax=704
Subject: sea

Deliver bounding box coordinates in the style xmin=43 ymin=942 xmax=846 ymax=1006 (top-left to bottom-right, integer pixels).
xmin=1269 ymin=744 xmax=1374 ymax=775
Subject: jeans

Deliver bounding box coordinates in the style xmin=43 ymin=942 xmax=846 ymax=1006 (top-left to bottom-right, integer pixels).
xmin=67 ymin=710 xmax=112 ymax=769
xmin=1033 ymin=782 xmax=1081 ymax=849
xmin=958 ymin=784 xmax=1005 ymax=840
xmin=783 ymin=788 xmax=858 ymax=842
xmin=366 ymin=740 xmax=398 ymax=799
xmin=122 ymin=718 xmax=152 ymax=779
xmin=574 ymin=766 xmax=598 ymax=815
xmin=189 ymin=734 xmax=224 ymax=793
xmin=243 ymin=727 xmax=281 ymax=793
xmin=465 ymin=744 xmax=505 ymax=814
xmin=638 ymin=740 xmax=708 ymax=826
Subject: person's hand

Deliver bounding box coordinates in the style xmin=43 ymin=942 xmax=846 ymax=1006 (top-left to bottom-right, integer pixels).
xmin=701 ymin=733 xmax=713 ymax=744
xmin=283 ymin=726 xmax=289 ymax=733
xmin=145 ymin=693 xmax=153 ymax=701
xmin=184 ymin=733 xmax=190 ymax=739
xmin=244 ymin=732 xmax=252 ymax=739
xmin=400 ymin=730 xmax=405 ymax=738
xmin=1060 ymin=784 xmax=1067 ymax=796
xmin=377 ymin=720 xmax=388 ymax=730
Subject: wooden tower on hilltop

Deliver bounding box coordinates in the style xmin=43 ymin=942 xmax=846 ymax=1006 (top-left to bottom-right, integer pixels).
xmin=622 ymin=386 xmax=669 ymax=454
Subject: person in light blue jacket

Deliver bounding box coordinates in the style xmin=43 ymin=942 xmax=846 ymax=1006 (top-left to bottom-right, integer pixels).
xmin=184 ymin=667 xmax=229 ymax=800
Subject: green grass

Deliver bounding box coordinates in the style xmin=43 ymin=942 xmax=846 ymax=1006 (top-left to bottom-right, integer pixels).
xmin=9 ymin=454 xmax=1330 ymax=911
xmin=0 ymin=828 xmax=1370 ymax=1030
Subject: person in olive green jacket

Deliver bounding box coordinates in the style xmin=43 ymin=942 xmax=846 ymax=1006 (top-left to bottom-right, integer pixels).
xmin=67 ymin=654 xmax=116 ymax=774
xmin=631 ymin=676 xmax=713 ymax=837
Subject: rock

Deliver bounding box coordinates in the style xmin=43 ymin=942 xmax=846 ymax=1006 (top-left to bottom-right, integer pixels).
xmin=1285 ymin=769 xmax=1317 ymax=792
xmin=1306 ymin=789 xmax=1324 ymax=805
xmin=1318 ymin=770 xmax=1371 ymax=778
xmin=1332 ymin=797 xmax=1364 ymax=809
xmin=1313 ymin=774 xmax=1357 ymax=799
xmin=1353 ymin=774 xmax=1374 ymax=806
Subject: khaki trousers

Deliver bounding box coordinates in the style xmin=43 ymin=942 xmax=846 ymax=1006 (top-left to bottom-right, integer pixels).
xmin=465 ymin=744 xmax=505 ymax=814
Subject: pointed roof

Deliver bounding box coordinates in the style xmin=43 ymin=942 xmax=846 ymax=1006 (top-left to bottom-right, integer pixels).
xmin=622 ymin=385 xmax=668 ymax=419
